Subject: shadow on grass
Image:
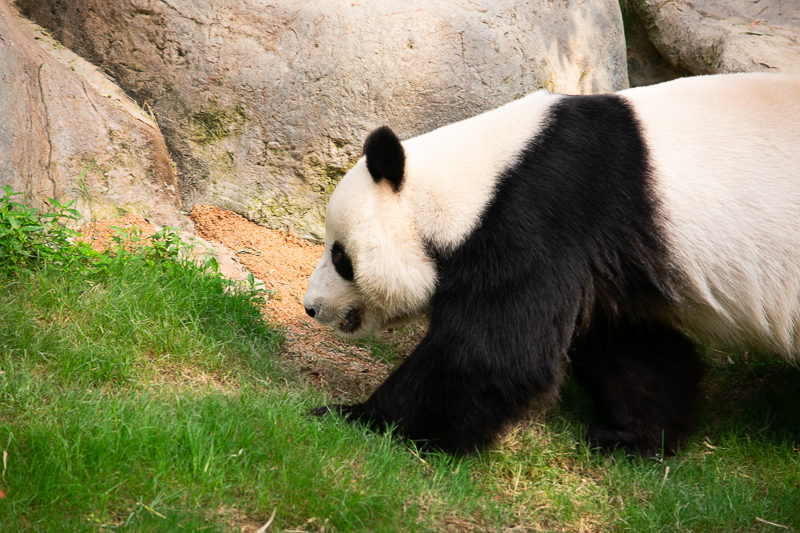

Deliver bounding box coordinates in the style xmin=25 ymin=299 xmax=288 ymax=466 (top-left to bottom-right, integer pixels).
xmin=552 ymin=348 xmax=800 ymax=450
xmin=699 ymin=351 xmax=800 ymax=444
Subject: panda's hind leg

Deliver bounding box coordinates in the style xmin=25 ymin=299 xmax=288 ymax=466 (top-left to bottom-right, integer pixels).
xmin=569 ymin=320 xmax=704 ymax=457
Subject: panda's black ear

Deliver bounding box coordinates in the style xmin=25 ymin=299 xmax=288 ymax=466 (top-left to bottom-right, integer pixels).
xmin=363 ymin=126 xmax=405 ymax=192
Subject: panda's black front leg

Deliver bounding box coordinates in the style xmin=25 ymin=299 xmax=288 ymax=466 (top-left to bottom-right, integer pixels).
xmin=311 ymin=236 xmax=587 ymax=453
xmin=570 ymin=319 xmax=704 ymax=456
xmin=314 ymin=305 xmax=570 ymax=454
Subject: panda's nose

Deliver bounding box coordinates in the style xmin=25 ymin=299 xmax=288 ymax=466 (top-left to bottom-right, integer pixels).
xmin=304 ymin=307 xmax=316 ymax=318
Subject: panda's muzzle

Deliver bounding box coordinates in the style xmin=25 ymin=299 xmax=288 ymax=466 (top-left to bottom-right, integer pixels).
xmin=338 ymin=307 xmax=362 ymax=334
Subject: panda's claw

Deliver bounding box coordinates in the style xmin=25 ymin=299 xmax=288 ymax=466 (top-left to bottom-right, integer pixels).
xmin=309 ymin=403 xmax=363 ymax=421
xmin=309 ymin=404 xmax=335 ymax=417
xmin=584 ymin=425 xmax=677 ymax=458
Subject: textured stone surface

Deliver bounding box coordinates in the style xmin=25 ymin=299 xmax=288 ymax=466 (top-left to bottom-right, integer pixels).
xmin=630 ymin=0 xmax=800 ymax=75
xmin=620 ymin=0 xmax=689 ymax=87
xmin=0 ymin=3 xmax=183 ymax=227
xmin=18 ymin=0 xmax=628 ymax=240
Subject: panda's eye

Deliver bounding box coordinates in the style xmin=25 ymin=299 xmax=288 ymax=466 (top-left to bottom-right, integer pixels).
xmin=331 ymin=241 xmax=354 ymax=281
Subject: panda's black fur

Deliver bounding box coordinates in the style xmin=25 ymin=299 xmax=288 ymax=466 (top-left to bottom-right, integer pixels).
xmin=319 ymin=95 xmax=703 ymax=455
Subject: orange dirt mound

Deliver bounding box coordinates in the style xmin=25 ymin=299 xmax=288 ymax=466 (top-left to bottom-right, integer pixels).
xmin=77 ymin=213 xmax=157 ymax=251
xmin=190 ymin=203 xmax=320 ymax=330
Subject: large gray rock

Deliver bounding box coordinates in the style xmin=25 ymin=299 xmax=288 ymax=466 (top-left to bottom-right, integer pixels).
xmin=18 ymin=0 xmax=629 ymax=240
xmin=629 ymin=0 xmax=800 ymax=75
xmin=0 ymin=3 xmax=183 ymax=227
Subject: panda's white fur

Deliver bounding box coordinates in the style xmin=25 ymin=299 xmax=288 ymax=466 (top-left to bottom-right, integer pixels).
xmin=304 ymin=72 xmax=800 ymax=454
xmin=623 ymin=74 xmax=800 ymax=357
xmin=304 ymin=90 xmax=560 ymax=335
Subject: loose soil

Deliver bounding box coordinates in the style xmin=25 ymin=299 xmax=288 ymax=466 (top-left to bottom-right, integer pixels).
xmin=77 ymin=213 xmax=157 ymax=251
xmin=80 ymin=206 xmax=425 ymax=401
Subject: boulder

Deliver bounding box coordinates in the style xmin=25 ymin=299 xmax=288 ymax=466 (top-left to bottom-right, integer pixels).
xmin=18 ymin=0 xmax=629 ymax=240
xmin=0 ymin=3 xmax=183 ymax=228
xmin=629 ymin=0 xmax=800 ymax=75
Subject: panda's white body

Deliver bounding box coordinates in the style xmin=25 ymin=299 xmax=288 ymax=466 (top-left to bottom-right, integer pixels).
xmin=625 ymin=75 xmax=800 ymax=357
xmin=304 ymin=73 xmax=800 ymax=454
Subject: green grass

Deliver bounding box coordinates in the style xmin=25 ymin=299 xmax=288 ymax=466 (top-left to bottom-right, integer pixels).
xmin=0 ymin=187 xmax=798 ymax=531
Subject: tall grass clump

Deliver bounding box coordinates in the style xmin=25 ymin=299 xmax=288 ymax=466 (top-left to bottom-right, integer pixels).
xmin=0 ymin=186 xmax=284 ymax=386
xmin=0 ymin=185 xmax=86 ymax=273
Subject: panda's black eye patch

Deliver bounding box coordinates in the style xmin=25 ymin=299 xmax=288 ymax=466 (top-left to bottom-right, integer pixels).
xmin=331 ymin=241 xmax=354 ymax=281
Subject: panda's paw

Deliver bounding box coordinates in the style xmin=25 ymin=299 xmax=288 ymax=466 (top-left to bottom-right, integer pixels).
xmin=310 ymin=403 xmax=357 ymax=418
xmin=585 ymin=425 xmax=675 ymax=458
xmin=309 ymin=403 xmax=372 ymax=424
xmin=311 ymin=403 xmax=393 ymax=435
xmin=585 ymin=426 xmax=633 ymax=454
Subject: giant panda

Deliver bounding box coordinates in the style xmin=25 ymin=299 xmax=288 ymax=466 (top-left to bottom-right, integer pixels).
xmin=303 ymin=72 xmax=800 ymax=456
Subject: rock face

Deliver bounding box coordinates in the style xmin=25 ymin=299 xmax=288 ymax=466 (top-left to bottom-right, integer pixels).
xmin=629 ymin=0 xmax=800 ymax=75
xmin=18 ymin=0 xmax=629 ymax=240
xmin=619 ymin=0 xmax=690 ymax=87
xmin=0 ymin=3 xmax=183 ymax=228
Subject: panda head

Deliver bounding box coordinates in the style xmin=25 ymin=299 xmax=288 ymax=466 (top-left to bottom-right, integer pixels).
xmin=303 ymin=126 xmax=437 ymax=337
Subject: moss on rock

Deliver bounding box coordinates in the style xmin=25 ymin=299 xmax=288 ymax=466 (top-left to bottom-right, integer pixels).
xmin=188 ymin=103 xmax=247 ymax=145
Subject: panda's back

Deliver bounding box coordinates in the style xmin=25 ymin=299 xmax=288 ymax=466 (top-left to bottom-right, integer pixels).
xmin=624 ymin=73 xmax=800 ymax=357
